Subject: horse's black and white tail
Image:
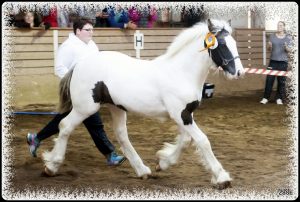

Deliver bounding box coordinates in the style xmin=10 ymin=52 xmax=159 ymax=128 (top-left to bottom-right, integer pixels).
xmin=58 ymin=69 xmax=74 ymax=113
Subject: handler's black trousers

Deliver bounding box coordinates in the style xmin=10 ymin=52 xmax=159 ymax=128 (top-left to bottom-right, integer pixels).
xmin=36 ymin=111 xmax=115 ymax=156
xmin=263 ymin=60 xmax=288 ymax=100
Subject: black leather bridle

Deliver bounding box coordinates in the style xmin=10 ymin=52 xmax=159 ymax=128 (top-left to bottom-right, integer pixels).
xmin=221 ymin=55 xmax=240 ymax=66
xmin=206 ymin=29 xmax=240 ymax=70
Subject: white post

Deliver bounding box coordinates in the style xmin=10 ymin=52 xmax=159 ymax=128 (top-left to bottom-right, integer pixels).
xmin=247 ymin=10 xmax=251 ymax=29
xmin=134 ymin=30 xmax=144 ymax=59
xmin=53 ymin=30 xmax=58 ymax=66
xmin=136 ymin=48 xmax=140 ymax=59
xmin=263 ymin=31 xmax=266 ymax=66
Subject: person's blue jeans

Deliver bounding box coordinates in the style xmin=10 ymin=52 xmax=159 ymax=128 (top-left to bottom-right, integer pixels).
xmin=263 ymin=60 xmax=288 ymax=101
xmin=36 ymin=111 xmax=115 ymax=155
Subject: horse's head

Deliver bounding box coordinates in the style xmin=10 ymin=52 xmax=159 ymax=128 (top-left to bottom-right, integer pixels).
xmin=205 ymin=19 xmax=245 ymax=79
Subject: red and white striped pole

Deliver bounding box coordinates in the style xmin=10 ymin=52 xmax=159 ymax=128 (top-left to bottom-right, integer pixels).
xmin=218 ymin=67 xmax=291 ymax=77
xmin=244 ymin=67 xmax=290 ymax=77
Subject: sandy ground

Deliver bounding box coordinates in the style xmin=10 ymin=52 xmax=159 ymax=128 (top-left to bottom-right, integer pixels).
xmin=5 ymin=91 xmax=296 ymax=199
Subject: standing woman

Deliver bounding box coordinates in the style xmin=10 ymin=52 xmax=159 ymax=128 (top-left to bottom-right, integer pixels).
xmin=260 ymin=21 xmax=292 ymax=105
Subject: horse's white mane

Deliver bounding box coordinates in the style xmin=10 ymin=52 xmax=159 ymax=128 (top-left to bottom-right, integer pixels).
xmin=161 ymin=19 xmax=232 ymax=59
xmin=162 ymin=22 xmax=207 ymax=59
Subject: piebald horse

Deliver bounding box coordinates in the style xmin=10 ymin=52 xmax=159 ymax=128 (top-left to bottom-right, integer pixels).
xmin=43 ymin=19 xmax=244 ymax=189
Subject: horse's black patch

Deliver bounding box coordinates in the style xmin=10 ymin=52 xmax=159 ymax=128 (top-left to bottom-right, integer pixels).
xmin=92 ymin=81 xmax=127 ymax=111
xmin=181 ymin=100 xmax=199 ymax=125
xmin=92 ymin=81 xmax=114 ymax=104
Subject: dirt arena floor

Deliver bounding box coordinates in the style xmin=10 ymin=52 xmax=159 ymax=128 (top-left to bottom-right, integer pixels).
xmin=6 ymin=90 xmax=296 ymax=198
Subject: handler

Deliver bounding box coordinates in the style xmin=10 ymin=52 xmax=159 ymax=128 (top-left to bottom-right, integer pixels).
xmin=27 ymin=17 xmax=126 ymax=166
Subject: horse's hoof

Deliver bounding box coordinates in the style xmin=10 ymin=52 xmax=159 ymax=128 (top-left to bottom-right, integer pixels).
xmin=44 ymin=166 xmax=55 ymax=177
xmin=216 ymin=181 xmax=232 ymax=190
xmin=155 ymin=164 xmax=161 ymax=172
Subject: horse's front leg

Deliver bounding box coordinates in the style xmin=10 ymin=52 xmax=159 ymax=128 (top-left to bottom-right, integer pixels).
xmin=42 ymin=109 xmax=87 ymax=176
xmin=165 ymin=97 xmax=232 ymax=189
xmin=108 ymin=105 xmax=151 ymax=179
xmin=180 ymin=120 xmax=232 ymax=189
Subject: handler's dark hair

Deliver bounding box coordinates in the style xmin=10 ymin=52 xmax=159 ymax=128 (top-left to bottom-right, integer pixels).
xmin=73 ymin=17 xmax=93 ymax=34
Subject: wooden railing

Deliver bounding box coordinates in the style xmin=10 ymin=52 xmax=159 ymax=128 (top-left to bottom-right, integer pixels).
xmin=234 ymin=28 xmax=270 ymax=68
xmin=9 ymin=28 xmax=271 ymax=73
xmin=9 ymin=28 xmax=183 ymax=72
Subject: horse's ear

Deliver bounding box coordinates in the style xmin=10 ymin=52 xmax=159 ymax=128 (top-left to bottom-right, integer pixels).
xmin=207 ymin=19 xmax=214 ymax=33
xmin=227 ymin=19 xmax=232 ymax=26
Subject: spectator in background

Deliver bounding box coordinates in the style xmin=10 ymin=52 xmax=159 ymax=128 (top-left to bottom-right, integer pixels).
xmin=170 ymin=6 xmax=183 ymax=27
xmin=94 ymin=8 xmax=109 ymax=27
xmin=14 ymin=10 xmax=50 ymax=29
xmin=128 ymin=5 xmax=141 ymax=26
xmin=107 ymin=5 xmax=137 ymax=29
xmin=260 ymin=21 xmax=292 ymax=105
xmin=146 ymin=5 xmax=158 ymax=28
xmin=41 ymin=6 xmax=58 ymax=27
xmin=128 ymin=5 xmax=157 ymax=28
xmin=76 ymin=5 xmax=97 ymax=25
xmin=14 ymin=11 xmax=38 ymax=28
xmin=24 ymin=11 xmax=39 ymax=27
xmin=160 ymin=7 xmax=170 ymax=27
xmin=57 ymin=5 xmax=70 ymax=27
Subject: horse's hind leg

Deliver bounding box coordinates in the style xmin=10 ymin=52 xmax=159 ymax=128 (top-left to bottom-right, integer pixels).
xmin=156 ymin=127 xmax=191 ymax=171
xmin=42 ymin=109 xmax=88 ymax=176
xmin=108 ymin=105 xmax=151 ymax=179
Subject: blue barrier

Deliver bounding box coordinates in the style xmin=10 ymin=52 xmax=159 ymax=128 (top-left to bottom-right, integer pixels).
xmin=10 ymin=112 xmax=59 ymax=115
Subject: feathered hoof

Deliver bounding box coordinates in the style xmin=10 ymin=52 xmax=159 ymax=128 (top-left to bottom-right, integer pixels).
xmin=215 ymin=181 xmax=232 ymax=190
xmin=155 ymin=164 xmax=161 ymax=172
xmin=44 ymin=166 xmax=56 ymax=177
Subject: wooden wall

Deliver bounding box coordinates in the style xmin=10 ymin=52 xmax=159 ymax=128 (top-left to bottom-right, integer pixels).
xmin=7 ymin=28 xmax=268 ymax=107
xmin=234 ymin=28 xmax=270 ymax=67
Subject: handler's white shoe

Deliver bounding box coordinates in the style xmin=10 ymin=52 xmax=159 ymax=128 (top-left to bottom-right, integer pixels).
xmin=260 ymin=98 xmax=268 ymax=104
xmin=276 ymin=99 xmax=283 ymax=105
